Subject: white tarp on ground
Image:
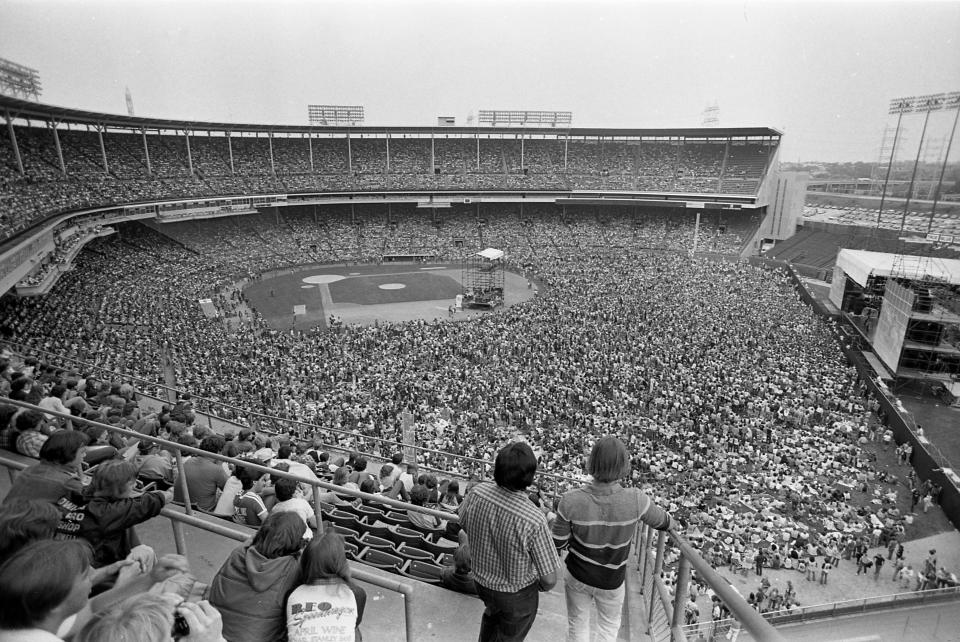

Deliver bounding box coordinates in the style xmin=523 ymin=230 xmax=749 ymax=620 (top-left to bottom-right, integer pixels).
xmin=477 ymin=248 xmax=504 ymax=260
xmin=835 ymin=249 xmax=960 ymax=287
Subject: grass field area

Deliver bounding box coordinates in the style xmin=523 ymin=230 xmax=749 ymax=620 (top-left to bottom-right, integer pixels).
xmin=242 ymin=262 xmax=534 ymax=331
xmin=328 ymin=271 xmax=462 ymax=305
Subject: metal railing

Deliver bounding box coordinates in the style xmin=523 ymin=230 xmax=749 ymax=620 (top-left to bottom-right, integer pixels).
xmin=635 ymin=523 xmax=786 ymax=642
xmin=678 ymin=585 xmax=960 ymax=640
xmin=1 ymin=339 xmax=583 ymax=498
xmin=0 ymin=397 xmax=473 ymax=642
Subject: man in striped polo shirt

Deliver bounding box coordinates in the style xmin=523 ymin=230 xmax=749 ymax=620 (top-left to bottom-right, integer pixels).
xmin=552 ymin=436 xmax=673 ymax=642
xmin=458 ymin=441 xmax=560 ymax=642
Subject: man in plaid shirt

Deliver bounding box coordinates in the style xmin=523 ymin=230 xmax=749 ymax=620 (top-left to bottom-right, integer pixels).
xmin=458 ymin=441 xmax=559 ymax=641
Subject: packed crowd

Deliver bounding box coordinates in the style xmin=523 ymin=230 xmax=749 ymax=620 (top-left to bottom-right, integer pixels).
xmin=0 ymin=207 xmax=957 ymax=640
xmin=0 ymin=122 xmax=774 ymax=238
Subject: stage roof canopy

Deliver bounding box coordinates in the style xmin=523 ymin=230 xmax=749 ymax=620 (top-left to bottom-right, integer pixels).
xmin=836 ymin=249 xmax=960 ymax=287
xmin=477 ymin=248 xmax=504 ymax=260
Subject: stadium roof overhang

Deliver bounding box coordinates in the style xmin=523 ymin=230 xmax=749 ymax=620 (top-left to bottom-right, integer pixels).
xmin=0 ymin=95 xmax=782 ymax=139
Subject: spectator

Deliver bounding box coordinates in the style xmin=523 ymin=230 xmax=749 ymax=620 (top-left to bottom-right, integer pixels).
xmin=174 ymin=435 xmax=228 ymax=511
xmin=380 ymin=453 xmax=404 ymax=488
xmin=440 ymin=542 xmax=478 ymax=596
xmin=55 ymin=459 xmax=173 ymax=568
xmin=0 ymin=539 xmax=93 ymax=641
xmin=406 ymin=484 xmax=445 ymax=532
xmin=15 ymin=409 xmax=49 ymax=458
xmin=552 ymin=436 xmax=672 ymax=642
xmin=3 ymin=429 xmax=89 ymax=505
xmin=458 ymin=441 xmax=559 ymax=642
xmin=271 ymin=476 xmax=318 ymax=535
xmin=134 ymin=439 xmax=177 ymax=491
xmin=287 ymin=531 xmax=366 ymax=642
xmin=209 ymin=511 xmax=306 ymax=642
xmin=233 ymin=464 xmax=269 ymax=526
xmin=0 ymin=498 xmax=62 ymax=563
xmin=75 ymin=593 xmax=225 ymax=642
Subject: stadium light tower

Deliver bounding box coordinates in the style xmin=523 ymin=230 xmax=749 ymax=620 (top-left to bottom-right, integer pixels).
xmin=874 ymin=96 xmax=913 ymax=229
xmin=927 ymin=91 xmax=960 ymax=233
xmin=897 ymin=93 xmax=957 ymax=234
xmin=0 ymin=57 xmax=41 ymax=101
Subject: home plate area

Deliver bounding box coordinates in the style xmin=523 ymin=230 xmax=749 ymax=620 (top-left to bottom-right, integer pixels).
xmin=242 ymin=265 xmax=467 ymax=331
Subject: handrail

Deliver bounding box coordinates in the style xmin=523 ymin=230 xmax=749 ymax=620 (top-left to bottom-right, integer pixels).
xmin=0 ymin=339 xmax=583 ymax=496
xmin=0 ymin=449 xmax=418 ymax=642
xmin=637 ymin=523 xmax=786 ymax=642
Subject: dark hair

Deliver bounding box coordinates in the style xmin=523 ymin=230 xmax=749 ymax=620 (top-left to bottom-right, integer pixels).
xmin=0 ymin=499 xmax=62 ymax=563
xmin=300 ymin=531 xmax=349 ymax=583
xmin=275 ymin=477 xmax=298 ymax=502
xmin=359 ymin=478 xmax=376 ymax=494
xmin=410 ymin=484 xmax=430 ymax=506
xmin=236 ymin=464 xmax=261 ymax=491
xmin=354 ymin=457 xmax=367 ymax=472
xmin=587 ymin=436 xmax=632 ymax=483
xmin=0 ymin=539 xmax=93 ymax=629
xmin=39 ymin=430 xmax=90 ymax=465
xmin=15 ymin=410 xmax=44 ymax=432
xmin=176 ymin=434 xmax=198 ymax=448
xmin=277 ymin=445 xmax=293 ymax=460
xmin=49 ymin=384 xmax=67 ymax=399
xmin=493 ymin=442 xmax=538 ymax=492
xmin=221 ymin=441 xmax=239 ymax=458
xmin=391 ymin=453 xmax=403 ymax=465
xmin=83 ymin=424 xmax=106 ymax=442
xmin=199 ymin=435 xmax=225 ymax=454
xmin=252 ymin=512 xmax=306 ymax=559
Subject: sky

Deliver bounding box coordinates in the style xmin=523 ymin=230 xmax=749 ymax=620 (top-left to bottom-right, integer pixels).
xmin=1 ymin=0 xmax=959 ymax=163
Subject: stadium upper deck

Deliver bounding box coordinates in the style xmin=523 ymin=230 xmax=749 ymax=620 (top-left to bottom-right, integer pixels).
xmin=1 ymin=95 xmax=781 ymax=242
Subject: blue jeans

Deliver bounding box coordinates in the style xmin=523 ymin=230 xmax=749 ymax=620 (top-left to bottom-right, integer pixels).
xmin=475 ymin=581 xmax=540 ymax=642
xmin=564 ymin=568 xmax=625 ymax=642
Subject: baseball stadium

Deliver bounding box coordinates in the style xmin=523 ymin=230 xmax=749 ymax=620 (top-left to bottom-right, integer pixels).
xmin=1 ymin=35 xmax=960 ymax=642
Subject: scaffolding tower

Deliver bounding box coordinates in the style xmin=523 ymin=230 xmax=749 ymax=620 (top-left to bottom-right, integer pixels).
xmin=461 ymin=248 xmax=505 ymax=309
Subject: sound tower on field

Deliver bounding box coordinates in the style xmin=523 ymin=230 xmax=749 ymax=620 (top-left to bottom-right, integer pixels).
xmin=461 ymin=248 xmax=505 ymax=309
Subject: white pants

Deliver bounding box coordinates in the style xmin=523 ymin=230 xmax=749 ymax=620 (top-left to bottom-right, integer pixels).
xmin=564 ymin=568 xmax=625 ymax=642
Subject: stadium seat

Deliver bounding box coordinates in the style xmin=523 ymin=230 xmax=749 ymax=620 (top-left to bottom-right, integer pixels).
xmin=358 ymin=548 xmax=403 ymax=573
xmin=329 ymin=525 xmax=362 ymax=548
xmin=327 ymin=509 xmax=363 ymax=530
xmin=358 ymin=533 xmax=395 ymax=552
xmin=416 ymin=535 xmax=458 ymax=557
xmin=380 ymin=510 xmax=411 ymax=527
xmin=399 ymin=560 xmax=443 ymax=585
xmin=437 ymin=553 xmax=454 ymax=567
xmin=361 ymin=521 xmax=395 ymax=540
xmin=344 ymin=541 xmax=360 ymax=561
xmin=395 ymin=544 xmax=435 ymax=563
xmin=390 ymin=525 xmax=424 ymax=548
xmin=354 ymin=504 xmax=384 ymax=522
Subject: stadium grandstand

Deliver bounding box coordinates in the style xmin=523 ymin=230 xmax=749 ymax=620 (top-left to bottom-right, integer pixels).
xmin=2 ymin=95 xmax=960 ymax=642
